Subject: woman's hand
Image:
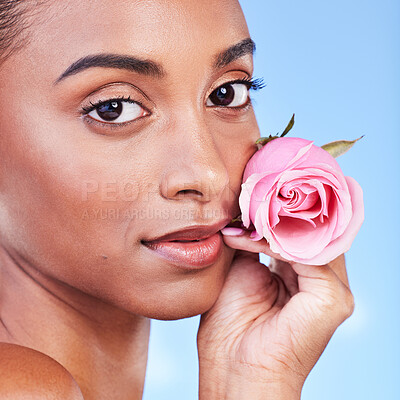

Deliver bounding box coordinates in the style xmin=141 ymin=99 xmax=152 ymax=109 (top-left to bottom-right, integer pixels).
xmin=197 ymin=230 xmax=355 ymax=400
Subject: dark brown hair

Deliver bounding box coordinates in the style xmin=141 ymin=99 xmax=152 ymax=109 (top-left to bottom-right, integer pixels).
xmin=0 ymin=0 xmax=45 ymax=65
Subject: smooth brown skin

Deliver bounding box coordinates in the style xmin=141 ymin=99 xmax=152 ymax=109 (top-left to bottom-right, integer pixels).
xmin=0 ymin=0 xmax=257 ymax=399
xmin=0 ymin=1 xmax=354 ymax=399
xmin=0 ymin=343 xmax=84 ymax=399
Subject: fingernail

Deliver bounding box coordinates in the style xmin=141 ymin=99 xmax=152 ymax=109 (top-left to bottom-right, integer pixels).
xmin=220 ymin=227 xmax=245 ymax=236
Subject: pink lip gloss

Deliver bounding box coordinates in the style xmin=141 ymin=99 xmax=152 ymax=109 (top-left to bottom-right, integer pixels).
xmin=143 ymin=232 xmax=223 ymax=269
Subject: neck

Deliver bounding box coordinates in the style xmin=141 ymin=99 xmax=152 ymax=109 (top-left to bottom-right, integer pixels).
xmin=0 ymin=246 xmax=151 ymax=400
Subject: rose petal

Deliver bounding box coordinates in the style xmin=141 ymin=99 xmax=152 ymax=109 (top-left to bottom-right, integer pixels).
xmin=283 ymin=141 xmax=314 ymax=170
xmin=299 ymin=176 xmax=364 ymax=265
xmin=243 ymin=138 xmax=314 ymax=181
xmin=277 ymin=208 xmax=317 ymax=228
xmin=250 ymin=228 xmax=263 ymax=241
xmin=281 ymin=189 xmax=319 ymax=212
xmin=239 ymin=172 xmax=269 ymax=228
xmin=271 ymin=213 xmax=336 ymax=259
xmin=277 ymin=168 xmax=343 ymax=192
xmin=269 ymin=195 xmax=282 ymax=229
xmin=330 ymin=188 xmax=352 ymax=240
xmin=243 ymin=137 xmax=344 ymax=182
xmin=248 ymin=173 xmax=280 ymax=227
xmin=253 ymin=200 xmax=269 ymax=240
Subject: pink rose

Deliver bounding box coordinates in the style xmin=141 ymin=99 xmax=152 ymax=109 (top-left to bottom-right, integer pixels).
xmin=239 ymin=137 xmax=364 ymax=265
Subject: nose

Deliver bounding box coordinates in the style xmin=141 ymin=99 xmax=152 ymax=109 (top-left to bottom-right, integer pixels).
xmin=160 ymin=111 xmax=229 ymax=203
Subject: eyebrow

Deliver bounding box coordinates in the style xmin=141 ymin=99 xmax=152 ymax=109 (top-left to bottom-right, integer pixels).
xmin=214 ymin=38 xmax=256 ymax=69
xmin=54 ymin=37 xmax=256 ymax=85
xmin=54 ymin=54 xmax=165 ymax=84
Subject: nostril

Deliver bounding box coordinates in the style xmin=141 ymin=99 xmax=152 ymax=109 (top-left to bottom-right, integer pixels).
xmin=177 ymin=189 xmax=203 ymax=197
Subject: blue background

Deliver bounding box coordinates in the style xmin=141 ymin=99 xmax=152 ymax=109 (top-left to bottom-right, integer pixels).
xmin=143 ymin=1 xmax=400 ymax=399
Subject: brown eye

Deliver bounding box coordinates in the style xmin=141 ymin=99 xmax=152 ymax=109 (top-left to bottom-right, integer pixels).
xmin=207 ymin=83 xmax=249 ymax=107
xmin=86 ymin=99 xmax=147 ymax=124
xmin=97 ymin=101 xmax=123 ymax=121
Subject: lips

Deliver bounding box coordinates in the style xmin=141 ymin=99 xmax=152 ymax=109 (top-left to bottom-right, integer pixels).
xmin=143 ymin=233 xmax=223 ymax=269
xmin=170 ymin=239 xmax=201 ymax=242
xmin=142 ymin=219 xmax=231 ymax=243
xmin=141 ymin=219 xmax=231 ymax=269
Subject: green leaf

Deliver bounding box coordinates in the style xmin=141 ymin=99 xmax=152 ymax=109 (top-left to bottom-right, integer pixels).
xmin=280 ymin=113 xmax=295 ymax=137
xmin=230 ymin=215 xmax=242 ymax=223
xmin=255 ymin=135 xmax=276 ymax=150
xmin=321 ymin=136 xmax=364 ymax=158
xmin=255 ymin=114 xmax=296 ymax=150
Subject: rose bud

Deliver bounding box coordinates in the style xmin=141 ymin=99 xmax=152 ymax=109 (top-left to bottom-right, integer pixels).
xmin=238 ymin=137 xmax=364 ymax=265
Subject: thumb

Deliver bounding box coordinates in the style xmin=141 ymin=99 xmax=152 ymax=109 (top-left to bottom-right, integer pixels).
xmin=290 ymin=261 xmax=355 ymax=324
xmin=221 ymin=227 xmax=286 ymax=261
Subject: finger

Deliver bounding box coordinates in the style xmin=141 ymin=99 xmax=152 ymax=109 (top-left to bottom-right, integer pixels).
xmin=221 ymin=229 xmax=351 ymax=291
xmin=291 ymin=262 xmax=336 ymax=292
xmin=290 ymin=261 xmax=355 ymax=323
xmin=216 ymin=250 xmax=276 ymax=304
xmin=221 ymin=228 xmax=286 ymax=261
xmin=327 ymin=253 xmax=351 ymax=289
xmin=233 ymin=249 xmax=260 ymax=262
xmin=269 ymin=258 xmax=299 ymax=297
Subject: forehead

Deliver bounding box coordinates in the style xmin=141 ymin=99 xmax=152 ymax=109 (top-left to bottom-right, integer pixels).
xmin=26 ymin=0 xmax=250 ymax=71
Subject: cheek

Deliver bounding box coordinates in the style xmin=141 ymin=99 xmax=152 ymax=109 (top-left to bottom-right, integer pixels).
xmin=0 ymin=113 xmax=145 ymax=283
xmin=214 ymin=113 xmax=260 ymax=199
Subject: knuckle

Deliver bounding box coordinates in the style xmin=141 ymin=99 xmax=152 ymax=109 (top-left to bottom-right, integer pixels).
xmin=335 ymin=285 xmax=355 ymax=319
xmin=343 ymin=290 xmax=355 ymax=318
xmin=322 ymin=283 xmax=355 ymax=321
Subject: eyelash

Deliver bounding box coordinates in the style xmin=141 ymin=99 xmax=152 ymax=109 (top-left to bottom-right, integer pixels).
xmin=80 ymin=94 xmax=137 ymax=115
xmin=79 ymin=76 xmax=266 ymax=127
xmin=229 ymin=76 xmax=266 ymax=92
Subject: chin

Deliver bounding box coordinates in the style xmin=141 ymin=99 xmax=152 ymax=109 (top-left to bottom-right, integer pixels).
xmin=137 ymin=278 xmax=224 ymax=321
xmin=133 ymin=248 xmax=235 ymax=321
xmin=145 ymin=292 xmax=220 ymax=321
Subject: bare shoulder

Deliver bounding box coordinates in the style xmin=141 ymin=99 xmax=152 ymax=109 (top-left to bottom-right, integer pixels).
xmin=0 ymin=342 xmax=84 ymax=399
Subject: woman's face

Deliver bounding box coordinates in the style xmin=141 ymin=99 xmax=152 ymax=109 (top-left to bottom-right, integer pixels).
xmin=0 ymin=0 xmax=260 ymax=319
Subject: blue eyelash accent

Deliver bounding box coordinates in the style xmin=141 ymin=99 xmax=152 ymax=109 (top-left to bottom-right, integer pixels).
xmin=230 ymin=76 xmax=266 ymax=91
